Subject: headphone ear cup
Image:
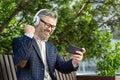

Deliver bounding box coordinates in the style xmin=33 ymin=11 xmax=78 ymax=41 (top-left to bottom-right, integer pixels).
xmin=33 ymin=16 xmax=40 ymax=26
xmin=33 ymin=9 xmax=48 ymax=26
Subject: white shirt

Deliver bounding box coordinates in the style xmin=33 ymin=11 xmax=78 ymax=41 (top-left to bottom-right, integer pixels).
xmin=25 ymin=33 xmax=51 ymax=80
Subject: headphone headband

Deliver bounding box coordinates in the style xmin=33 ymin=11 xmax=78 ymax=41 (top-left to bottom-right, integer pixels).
xmin=33 ymin=9 xmax=48 ymax=26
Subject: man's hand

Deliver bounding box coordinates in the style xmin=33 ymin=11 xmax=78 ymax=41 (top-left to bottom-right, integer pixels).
xmin=72 ymin=48 xmax=86 ymax=67
xmin=24 ymin=25 xmax=35 ymax=35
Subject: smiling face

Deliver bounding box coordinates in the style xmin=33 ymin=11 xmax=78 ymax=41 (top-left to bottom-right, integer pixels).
xmin=35 ymin=16 xmax=57 ymax=41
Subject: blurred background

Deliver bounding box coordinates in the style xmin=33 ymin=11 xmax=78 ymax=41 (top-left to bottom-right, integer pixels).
xmin=0 ymin=0 xmax=120 ymax=76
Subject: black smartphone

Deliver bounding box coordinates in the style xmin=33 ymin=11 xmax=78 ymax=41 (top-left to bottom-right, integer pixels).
xmin=66 ymin=45 xmax=83 ymax=54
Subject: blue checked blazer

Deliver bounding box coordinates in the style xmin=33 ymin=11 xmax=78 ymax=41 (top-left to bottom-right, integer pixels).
xmin=12 ymin=35 xmax=77 ymax=80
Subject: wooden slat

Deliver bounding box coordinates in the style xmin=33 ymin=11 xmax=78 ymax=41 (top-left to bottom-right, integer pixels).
xmin=58 ymin=71 xmax=63 ymax=80
xmin=64 ymin=57 xmax=77 ymax=80
xmin=0 ymin=55 xmax=9 ymax=80
xmin=62 ymin=73 xmax=67 ymax=80
xmin=71 ymin=71 xmax=76 ymax=80
xmin=0 ymin=55 xmax=17 ymax=80
xmin=4 ymin=55 xmax=13 ymax=80
xmin=55 ymin=56 xmax=77 ymax=80
xmin=55 ymin=70 xmax=61 ymax=80
xmin=0 ymin=54 xmax=77 ymax=80
xmin=0 ymin=62 xmax=4 ymax=80
xmin=64 ymin=72 xmax=70 ymax=80
xmin=68 ymin=73 xmax=72 ymax=80
xmin=8 ymin=55 xmax=17 ymax=80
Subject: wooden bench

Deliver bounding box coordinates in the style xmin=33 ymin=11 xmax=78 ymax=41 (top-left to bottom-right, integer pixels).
xmin=0 ymin=55 xmax=17 ymax=80
xmin=0 ymin=54 xmax=77 ymax=80
xmin=55 ymin=57 xmax=77 ymax=80
xmin=2 ymin=54 xmax=120 ymax=80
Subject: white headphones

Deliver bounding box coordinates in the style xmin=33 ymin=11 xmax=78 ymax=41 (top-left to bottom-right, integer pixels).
xmin=33 ymin=9 xmax=48 ymax=26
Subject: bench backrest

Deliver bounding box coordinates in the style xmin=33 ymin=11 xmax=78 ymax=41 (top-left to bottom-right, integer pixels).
xmin=0 ymin=55 xmax=76 ymax=80
xmin=0 ymin=55 xmax=17 ymax=80
xmin=54 ymin=57 xmax=77 ymax=80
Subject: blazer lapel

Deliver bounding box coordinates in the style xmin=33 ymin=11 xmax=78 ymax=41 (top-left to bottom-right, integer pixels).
xmin=46 ymin=42 xmax=55 ymax=64
xmin=46 ymin=42 xmax=51 ymax=64
xmin=32 ymin=38 xmax=42 ymax=59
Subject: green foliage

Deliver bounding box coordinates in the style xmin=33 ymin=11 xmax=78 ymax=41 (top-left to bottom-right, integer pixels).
xmin=0 ymin=0 xmax=120 ymax=63
xmin=0 ymin=0 xmax=120 ymax=76
xmin=96 ymin=42 xmax=120 ymax=76
xmin=0 ymin=18 xmax=24 ymax=54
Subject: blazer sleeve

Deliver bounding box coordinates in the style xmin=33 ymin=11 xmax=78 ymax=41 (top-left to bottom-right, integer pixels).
xmin=55 ymin=47 xmax=78 ymax=73
xmin=12 ymin=35 xmax=33 ymax=65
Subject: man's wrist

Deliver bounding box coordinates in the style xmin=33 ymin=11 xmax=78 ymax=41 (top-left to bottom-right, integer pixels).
xmin=72 ymin=60 xmax=79 ymax=68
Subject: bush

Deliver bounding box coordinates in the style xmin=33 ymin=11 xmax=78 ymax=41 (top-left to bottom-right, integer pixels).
xmin=96 ymin=42 xmax=120 ymax=76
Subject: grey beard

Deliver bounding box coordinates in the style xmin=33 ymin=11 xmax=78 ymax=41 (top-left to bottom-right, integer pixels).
xmin=39 ymin=33 xmax=50 ymax=41
xmin=40 ymin=36 xmax=49 ymax=41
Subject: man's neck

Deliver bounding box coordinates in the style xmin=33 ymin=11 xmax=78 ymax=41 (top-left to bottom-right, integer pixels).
xmin=34 ymin=32 xmax=46 ymax=42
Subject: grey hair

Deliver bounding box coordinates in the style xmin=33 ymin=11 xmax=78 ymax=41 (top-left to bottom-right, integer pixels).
xmin=38 ymin=9 xmax=58 ymax=21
